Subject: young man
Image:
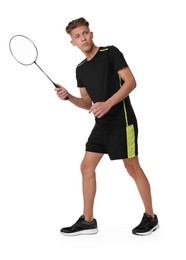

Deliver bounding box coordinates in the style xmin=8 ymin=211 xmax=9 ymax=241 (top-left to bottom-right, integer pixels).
xmin=56 ymin=17 xmax=159 ymax=236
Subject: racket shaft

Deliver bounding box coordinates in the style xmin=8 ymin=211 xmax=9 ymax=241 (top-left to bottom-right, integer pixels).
xmin=34 ymin=61 xmax=69 ymax=99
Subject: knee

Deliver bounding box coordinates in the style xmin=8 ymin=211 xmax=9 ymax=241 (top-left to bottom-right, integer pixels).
xmin=80 ymin=161 xmax=95 ymax=178
xmin=80 ymin=160 xmax=87 ymax=175
xmin=124 ymin=160 xmax=138 ymax=180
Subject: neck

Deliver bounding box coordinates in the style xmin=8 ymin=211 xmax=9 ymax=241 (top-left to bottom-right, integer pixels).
xmin=84 ymin=45 xmax=99 ymax=61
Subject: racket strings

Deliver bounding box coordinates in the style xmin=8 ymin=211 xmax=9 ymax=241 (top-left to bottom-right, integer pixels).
xmin=9 ymin=35 xmax=38 ymax=65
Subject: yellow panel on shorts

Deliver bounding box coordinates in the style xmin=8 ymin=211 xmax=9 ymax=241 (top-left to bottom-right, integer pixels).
xmin=126 ymin=124 xmax=135 ymax=158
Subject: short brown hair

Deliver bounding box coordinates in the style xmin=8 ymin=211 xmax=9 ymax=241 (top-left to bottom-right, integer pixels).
xmin=65 ymin=17 xmax=89 ymax=34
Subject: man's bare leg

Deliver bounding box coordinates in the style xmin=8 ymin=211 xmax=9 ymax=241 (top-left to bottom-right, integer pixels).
xmin=123 ymin=156 xmax=154 ymax=217
xmin=80 ymin=152 xmax=104 ymax=222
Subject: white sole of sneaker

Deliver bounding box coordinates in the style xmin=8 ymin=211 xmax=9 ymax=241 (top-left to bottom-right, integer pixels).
xmin=135 ymin=224 xmax=160 ymax=236
xmin=61 ymin=228 xmax=99 ymax=236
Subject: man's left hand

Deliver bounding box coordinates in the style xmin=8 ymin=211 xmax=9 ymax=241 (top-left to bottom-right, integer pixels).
xmin=89 ymin=101 xmax=111 ymax=118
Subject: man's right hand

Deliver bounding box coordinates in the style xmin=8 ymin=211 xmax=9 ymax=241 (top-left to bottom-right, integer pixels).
xmin=55 ymin=84 xmax=69 ymax=100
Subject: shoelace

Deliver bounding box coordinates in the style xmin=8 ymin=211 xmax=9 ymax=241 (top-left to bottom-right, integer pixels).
xmin=138 ymin=215 xmax=152 ymax=228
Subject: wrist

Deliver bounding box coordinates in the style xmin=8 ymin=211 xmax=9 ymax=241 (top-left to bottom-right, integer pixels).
xmin=106 ymin=98 xmax=113 ymax=109
xmin=66 ymin=93 xmax=71 ymax=101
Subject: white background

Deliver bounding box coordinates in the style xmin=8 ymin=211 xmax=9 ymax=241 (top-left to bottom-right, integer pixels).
xmin=1 ymin=0 xmax=186 ymax=259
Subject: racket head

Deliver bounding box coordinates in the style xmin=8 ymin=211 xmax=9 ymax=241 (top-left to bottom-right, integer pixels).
xmin=9 ymin=35 xmax=38 ymax=66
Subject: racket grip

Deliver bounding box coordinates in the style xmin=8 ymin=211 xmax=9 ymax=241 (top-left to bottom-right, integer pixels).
xmin=54 ymin=84 xmax=69 ymax=100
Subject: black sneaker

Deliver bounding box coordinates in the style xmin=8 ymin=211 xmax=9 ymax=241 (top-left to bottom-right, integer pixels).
xmin=132 ymin=213 xmax=159 ymax=236
xmin=60 ymin=215 xmax=98 ymax=236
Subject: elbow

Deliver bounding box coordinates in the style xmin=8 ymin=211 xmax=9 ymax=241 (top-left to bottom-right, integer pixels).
xmin=128 ymin=74 xmax=137 ymax=91
xmin=85 ymin=101 xmax=92 ymax=110
xmin=87 ymin=102 xmax=92 ymax=110
xmin=133 ymin=77 xmax=137 ymax=88
xmin=131 ymin=78 xmax=137 ymax=91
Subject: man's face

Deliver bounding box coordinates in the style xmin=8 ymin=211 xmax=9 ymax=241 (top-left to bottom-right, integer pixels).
xmin=70 ymin=26 xmax=94 ymax=52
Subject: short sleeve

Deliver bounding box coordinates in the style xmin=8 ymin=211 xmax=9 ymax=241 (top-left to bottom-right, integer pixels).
xmin=108 ymin=45 xmax=128 ymax=71
xmin=76 ymin=67 xmax=84 ymax=88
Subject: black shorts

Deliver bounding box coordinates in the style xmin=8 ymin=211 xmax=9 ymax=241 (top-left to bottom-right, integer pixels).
xmin=86 ymin=123 xmax=138 ymax=160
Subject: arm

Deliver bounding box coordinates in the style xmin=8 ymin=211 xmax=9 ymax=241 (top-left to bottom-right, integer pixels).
xmin=107 ymin=66 xmax=136 ymax=106
xmin=55 ymin=85 xmax=92 ymax=110
xmin=89 ymin=67 xmax=136 ymax=118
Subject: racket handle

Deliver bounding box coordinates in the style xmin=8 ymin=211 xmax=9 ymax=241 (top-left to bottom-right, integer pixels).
xmin=54 ymin=83 xmax=69 ymax=100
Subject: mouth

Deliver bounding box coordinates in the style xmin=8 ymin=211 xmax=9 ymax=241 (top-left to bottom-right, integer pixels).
xmin=82 ymin=42 xmax=88 ymax=47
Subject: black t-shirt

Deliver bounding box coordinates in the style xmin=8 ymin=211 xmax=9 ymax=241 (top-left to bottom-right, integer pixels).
xmin=76 ymin=45 xmax=137 ymax=128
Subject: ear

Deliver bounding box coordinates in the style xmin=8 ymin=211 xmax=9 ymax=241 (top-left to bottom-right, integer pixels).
xmin=71 ymin=40 xmax=76 ymax=46
xmin=91 ymin=32 xmax=93 ymax=39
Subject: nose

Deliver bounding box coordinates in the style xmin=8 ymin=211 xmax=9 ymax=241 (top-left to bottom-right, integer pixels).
xmin=81 ymin=34 xmax=86 ymax=41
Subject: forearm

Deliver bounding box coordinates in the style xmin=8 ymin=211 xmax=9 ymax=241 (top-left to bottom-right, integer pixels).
xmin=89 ymin=81 xmax=136 ymax=118
xmin=55 ymin=85 xmax=92 ymax=110
xmin=68 ymin=93 xmax=92 ymax=110
xmin=106 ymin=81 xmax=136 ymax=108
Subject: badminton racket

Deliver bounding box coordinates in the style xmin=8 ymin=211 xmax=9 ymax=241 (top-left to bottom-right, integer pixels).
xmin=9 ymin=34 xmax=68 ymax=99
